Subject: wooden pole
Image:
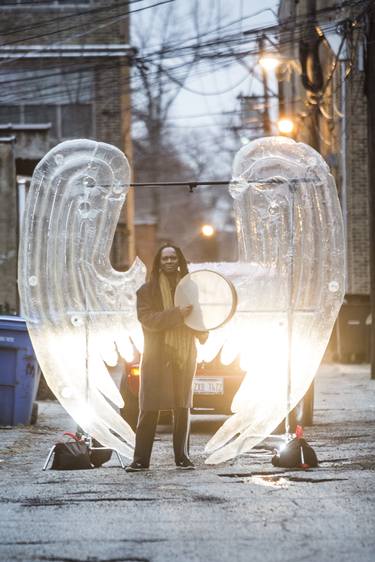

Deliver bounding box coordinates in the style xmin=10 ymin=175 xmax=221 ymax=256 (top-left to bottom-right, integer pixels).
xmin=366 ymin=4 xmax=375 ymax=378
xmin=258 ymin=36 xmax=272 ymax=135
xmin=121 ymin=3 xmax=136 ymax=266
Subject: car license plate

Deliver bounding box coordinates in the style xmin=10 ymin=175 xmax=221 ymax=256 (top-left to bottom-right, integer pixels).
xmin=193 ymin=377 xmax=224 ymax=395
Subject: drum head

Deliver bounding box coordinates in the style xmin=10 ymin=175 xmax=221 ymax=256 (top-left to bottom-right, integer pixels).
xmin=174 ymin=270 xmax=237 ymax=331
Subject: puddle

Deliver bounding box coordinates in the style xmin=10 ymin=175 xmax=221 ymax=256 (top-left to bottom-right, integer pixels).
xmin=219 ymin=472 xmax=348 ymax=486
xmin=246 ymin=475 xmax=289 ymax=489
xmin=33 ymin=545 xmax=150 ymax=562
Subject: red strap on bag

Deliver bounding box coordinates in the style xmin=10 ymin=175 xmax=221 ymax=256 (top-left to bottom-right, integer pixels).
xmin=63 ymin=432 xmax=81 ymax=442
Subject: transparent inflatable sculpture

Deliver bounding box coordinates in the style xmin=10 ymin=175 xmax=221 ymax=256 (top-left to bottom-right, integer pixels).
xmin=199 ymin=136 xmax=345 ymax=463
xmin=18 ymin=140 xmax=146 ymax=458
xmin=19 ymin=136 xmax=345 ymax=464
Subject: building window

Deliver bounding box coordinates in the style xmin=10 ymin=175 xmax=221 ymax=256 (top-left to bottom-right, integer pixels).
xmin=0 ymin=68 xmax=93 ymax=105
xmin=61 ymin=104 xmax=93 ymax=138
xmin=0 ymin=106 xmax=21 ymax=124
xmin=0 ymin=103 xmax=93 ymax=140
xmin=0 ymin=67 xmax=94 ymax=139
xmin=24 ymin=105 xmax=58 ymax=137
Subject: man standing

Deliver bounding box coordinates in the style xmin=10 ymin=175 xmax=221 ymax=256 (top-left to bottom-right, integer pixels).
xmin=126 ymin=244 xmax=206 ymax=472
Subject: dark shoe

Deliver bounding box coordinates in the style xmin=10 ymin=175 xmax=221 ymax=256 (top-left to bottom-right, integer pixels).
xmin=176 ymin=456 xmax=195 ymax=470
xmin=125 ymin=462 xmax=149 ymax=472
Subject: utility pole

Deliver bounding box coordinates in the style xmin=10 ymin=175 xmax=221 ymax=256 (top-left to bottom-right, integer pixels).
xmin=258 ymin=35 xmax=272 ymax=135
xmin=121 ymin=2 xmax=136 ymax=266
xmin=366 ymin=2 xmax=375 ymax=379
xmin=299 ymin=0 xmax=321 ymax=152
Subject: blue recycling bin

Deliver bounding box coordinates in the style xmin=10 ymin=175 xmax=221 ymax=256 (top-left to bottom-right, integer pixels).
xmin=0 ymin=316 xmax=41 ymax=426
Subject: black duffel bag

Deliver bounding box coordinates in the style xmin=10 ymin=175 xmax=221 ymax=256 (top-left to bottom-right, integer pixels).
xmin=90 ymin=438 xmax=112 ymax=468
xmin=51 ymin=432 xmax=92 ymax=470
xmin=272 ymin=436 xmax=318 ymax=469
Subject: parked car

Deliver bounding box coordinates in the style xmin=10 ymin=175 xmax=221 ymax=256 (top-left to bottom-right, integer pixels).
xmin=119 ymin=352 xmax=314 ymax=433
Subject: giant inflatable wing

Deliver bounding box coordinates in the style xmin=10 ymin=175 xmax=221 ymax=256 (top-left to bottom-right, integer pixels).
xmin=18 ymin=136 xmax=345 ymax=463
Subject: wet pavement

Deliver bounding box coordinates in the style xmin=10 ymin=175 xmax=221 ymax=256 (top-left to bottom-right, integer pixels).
xmin=0 ymin=363 xmax=374 ymax=562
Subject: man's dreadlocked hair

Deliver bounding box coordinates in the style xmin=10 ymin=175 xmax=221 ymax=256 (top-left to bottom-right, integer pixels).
xmin=149 ymin=244 xmax=189 ymax=287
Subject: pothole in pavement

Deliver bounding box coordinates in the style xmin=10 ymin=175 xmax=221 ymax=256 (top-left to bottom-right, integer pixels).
xmin=35 ymin=556 xmax=150 ymax=562
xmin=218 ymin=472 xmax=348 ymax=487
xmin=320 ymin=456 xmax=375 ymax=470
xmin=247 ymin=475 xmax=290 ymax=489
xmin=1 ymin=494 xmax=228 ymax=507
xmin=192 ymin=494 xmax=227 ymax=504
xmin=240 ymin=475 xmax=346 ymax=488
xmin=0 ymin=496 xmax=159 ymax=507
xmin=22 ymin=497 xmax=158 ymax=507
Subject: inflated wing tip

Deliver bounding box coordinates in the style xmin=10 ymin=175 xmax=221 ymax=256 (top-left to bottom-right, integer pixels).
xmin=90 ymin=354 xmax=125 ymax=409
xmin=89 ymin=425 xmax=134 ymax=459
xmin=90 ymin=392 xmax=135 ymax=447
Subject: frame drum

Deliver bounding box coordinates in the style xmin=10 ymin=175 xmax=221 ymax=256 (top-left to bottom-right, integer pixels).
xmin=174 ymin=270 xmax=237 ymax=331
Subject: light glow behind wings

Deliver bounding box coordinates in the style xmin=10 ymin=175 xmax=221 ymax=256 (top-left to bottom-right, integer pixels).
xmin=19 ymin=139 xmax=146 ymax=457
xmin=19 ymin=136 xmax=344 ymax=465
xmin=200 ymin=137 xmax=345 ymax=463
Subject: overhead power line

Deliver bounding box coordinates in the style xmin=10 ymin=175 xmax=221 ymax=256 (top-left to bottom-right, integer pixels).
xmin=0 ymin=0 xmax=146 ymax=38
xmin=0 ymin=0 xmax=175 ymax=48
xmin=0 ymin=0 xmax=364 ymax=58
xmin=0 ymin=0 xmax=370 ymax=127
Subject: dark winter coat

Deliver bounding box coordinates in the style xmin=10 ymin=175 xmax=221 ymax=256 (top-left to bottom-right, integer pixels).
xmin=136 ymin=281 xmax=197 ymax=411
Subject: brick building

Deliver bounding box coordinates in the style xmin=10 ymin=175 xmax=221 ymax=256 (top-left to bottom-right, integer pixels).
xmin=0 ymin=137 xmax=17 ymax=313
xmin=0 ymin=0 xmax=134 ymax=296
xmin=0 ymin=0 xmax=237 ymax=292
xmin=0 ymin=125 xmax=52 ymax=314
xmin=277 ymin=0 xmax=370 ymax=296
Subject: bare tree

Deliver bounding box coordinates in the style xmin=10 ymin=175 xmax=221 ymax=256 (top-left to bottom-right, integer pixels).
xmin=131 ymin=1 xmax=238 ymax=262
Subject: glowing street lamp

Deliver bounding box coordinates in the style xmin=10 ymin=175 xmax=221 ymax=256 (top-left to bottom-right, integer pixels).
xmin=201 ymin=224 xmax=215 ymax=237
xmin=259 ymin=54 xmax=280 ymax=72
xmin=277 ymin=117 xmax=294 ymax=135
xmin=259 ymin=55 xmax=300 ymax=76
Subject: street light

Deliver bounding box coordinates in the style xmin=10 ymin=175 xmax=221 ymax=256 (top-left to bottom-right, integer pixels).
xmin=259 ymin=54 xmax=280 ymax=72
xmin=257 ymin=41 xmax=300 ymax=140
xmin=259 ymin=51 xmax=301 ymax=76
xmin=201 ymin=224 xmax=215 ymax=237
xmin=277 ymin=117 xmax=294 ymax=135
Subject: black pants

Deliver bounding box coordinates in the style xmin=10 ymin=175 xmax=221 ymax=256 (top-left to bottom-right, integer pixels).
xmin=133 ymin=408 xmax=190 ymax=467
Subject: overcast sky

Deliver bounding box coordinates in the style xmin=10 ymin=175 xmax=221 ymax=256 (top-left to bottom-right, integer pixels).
xmin=170 ymin=0 xmax=279 ymax=129
xmin=132 ymin=0 xmax=280 ymax=133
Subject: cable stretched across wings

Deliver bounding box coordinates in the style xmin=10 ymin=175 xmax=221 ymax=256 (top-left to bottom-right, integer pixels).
xmin=18 ymin=136 xmax=345 ymax=464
